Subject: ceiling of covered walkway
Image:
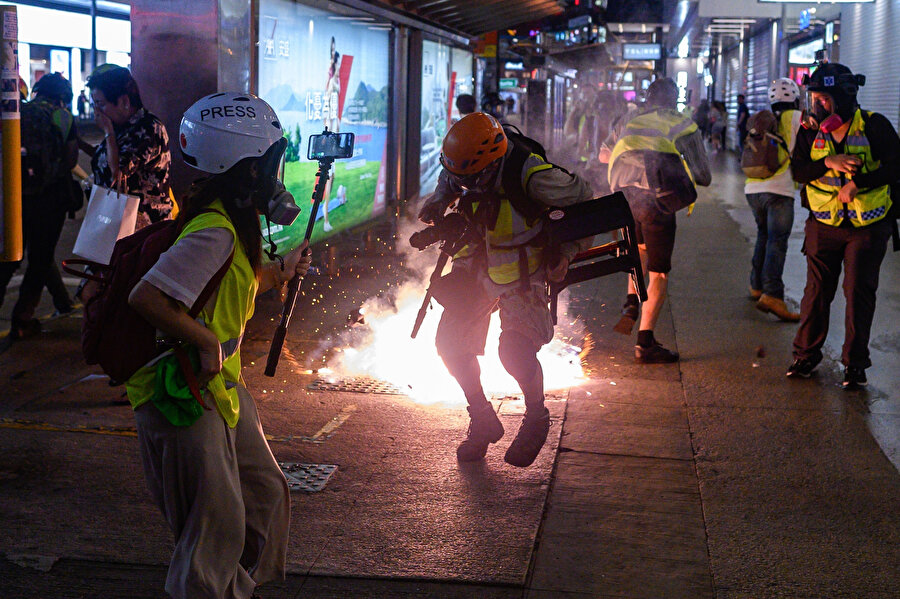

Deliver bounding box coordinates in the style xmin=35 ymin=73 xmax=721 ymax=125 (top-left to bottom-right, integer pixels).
xmin=375 ymin=0 xmax=567 ymax=37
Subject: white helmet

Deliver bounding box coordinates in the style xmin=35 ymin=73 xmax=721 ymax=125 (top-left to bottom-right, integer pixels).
xmin=180 ymin=93 xmax=284 ymax=174
xmin=768 ymin=78 xmax=801 ymax=105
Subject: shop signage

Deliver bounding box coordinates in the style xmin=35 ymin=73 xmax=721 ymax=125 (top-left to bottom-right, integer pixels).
xmin=499 ymin=78 xmax=519 ymax=90
xmin=568 ymin=14 xmax=591 ymax=29
xmin=504 ymin=61 xmax=524 ymax=71
xmin=623 ymin=43 xmax=661 ymax=61
xmin=788 ymin=38 xmax=823 ymax=65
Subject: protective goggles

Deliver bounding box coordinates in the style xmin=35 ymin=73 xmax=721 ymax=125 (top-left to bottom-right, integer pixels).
xmin=442 ymin=159 xmax=500 ymax=193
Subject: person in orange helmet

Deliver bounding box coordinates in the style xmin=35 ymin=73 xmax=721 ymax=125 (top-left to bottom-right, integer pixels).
xmin=414 ymin=112 xmax=592 ymax=467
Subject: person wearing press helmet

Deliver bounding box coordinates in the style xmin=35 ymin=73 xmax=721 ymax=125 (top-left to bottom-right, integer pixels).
xmin=786 ymin=63 xmax=899 ymax=389
xmin=126 ymin=93 xmax=311 ymax=599
xmin=744 ymin=78 xmax=804 ymax=321
xmin=416 ymin=112 xmax=592 ymax=468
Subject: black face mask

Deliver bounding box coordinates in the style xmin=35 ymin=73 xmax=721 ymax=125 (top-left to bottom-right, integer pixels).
xmin=250 ymin=137 xmax=301 ymax=227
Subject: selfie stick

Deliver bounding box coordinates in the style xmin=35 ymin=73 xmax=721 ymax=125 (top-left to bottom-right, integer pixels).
xmin=264 ymin=155 xmax=334 ymax=377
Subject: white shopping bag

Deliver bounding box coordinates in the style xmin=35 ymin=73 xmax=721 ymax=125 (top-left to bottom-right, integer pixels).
xmin=72 ymin=183 xmax=140 ymax=264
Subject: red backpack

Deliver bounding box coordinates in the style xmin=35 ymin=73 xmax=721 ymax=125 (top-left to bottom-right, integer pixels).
xmin=63 ymin=212 xmax=232 ymax=386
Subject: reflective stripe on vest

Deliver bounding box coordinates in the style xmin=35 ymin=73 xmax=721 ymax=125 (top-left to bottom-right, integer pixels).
xmin=466 ymin=153 xmax=550 ymax=285
xmin=609 ymin=109 xmax=698 ymax=189
xmin=807 ymin=109 xmax=892 ymax=227
xmin=176 ymin=199 xmax=258 ymax=427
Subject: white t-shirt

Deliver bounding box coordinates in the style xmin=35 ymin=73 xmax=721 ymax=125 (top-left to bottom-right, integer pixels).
xmin=142 ymin=227 xmax=235 ymax=310
xmin=744 ymin=110 xmax=802 ymax=199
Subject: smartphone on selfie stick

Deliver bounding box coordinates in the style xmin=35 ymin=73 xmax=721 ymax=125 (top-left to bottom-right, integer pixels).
xmin=264 ymin=129 xmax=355 ymax=377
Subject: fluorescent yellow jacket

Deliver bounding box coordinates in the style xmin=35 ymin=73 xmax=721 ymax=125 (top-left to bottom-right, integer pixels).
xmin=807 ymin=109 xmax=892 ymax=227
xmin=462 ymin=152 xmax=554 ymax=285
xmin=126 ymin=200 xmax=257 ymax=427
xmin=609 ymin=109 xmax=698 ymax=186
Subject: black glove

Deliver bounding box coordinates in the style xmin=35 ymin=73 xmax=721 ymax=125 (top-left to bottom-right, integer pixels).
xmin=418 ymin=197 xmax=451 ymax=225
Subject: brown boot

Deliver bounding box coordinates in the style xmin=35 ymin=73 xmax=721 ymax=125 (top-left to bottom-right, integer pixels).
xmin=749 ymin=287 xmax=762 ymax=300
xmin=756 ymin=294 xmax=800 ymax=322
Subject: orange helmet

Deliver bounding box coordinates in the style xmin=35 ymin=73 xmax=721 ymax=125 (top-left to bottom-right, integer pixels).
xmin=440 ymin=112 xmax=508 ymax=176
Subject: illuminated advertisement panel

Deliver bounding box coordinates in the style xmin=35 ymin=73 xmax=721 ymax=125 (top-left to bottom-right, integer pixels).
xmin=419 ymin=41 xmax=473 ymax=196
xmin=420 ymin=39 xmax=450 ymax=196
xmin=258 ymin=0 xmax=390 ymax=247
xmin=450 ymin=47 xmax=474 ymax=123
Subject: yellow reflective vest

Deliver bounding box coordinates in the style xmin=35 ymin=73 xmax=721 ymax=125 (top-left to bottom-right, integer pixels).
xmin=463 ymin=153 xmax=554 ymax=286
xmin=126 ymin=200 xmax=258 ymax=427
xmin=806 ymin=109 xmax=892 ymax=227
xmin=608 ymin=108 xmax=698 ymax=191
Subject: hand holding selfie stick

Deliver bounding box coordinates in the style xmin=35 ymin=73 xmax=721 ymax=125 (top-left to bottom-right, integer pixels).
xmin=265 ymin=157 xmax=331 ymax=377
xmin=265 ymin=129 xmax=354 ymax=376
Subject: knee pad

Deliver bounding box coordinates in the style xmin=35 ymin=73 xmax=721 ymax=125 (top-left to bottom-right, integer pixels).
xmin=498 ymin=330 xmax=539 ymax=383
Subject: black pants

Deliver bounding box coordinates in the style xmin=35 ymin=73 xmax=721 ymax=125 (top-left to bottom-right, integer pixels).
xmin=793 ymin=216 xmax=892 ymax=369
xmin=0 ymin=195 xmax=70 ymax=323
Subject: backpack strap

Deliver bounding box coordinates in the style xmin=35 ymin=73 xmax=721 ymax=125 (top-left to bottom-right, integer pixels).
xmin=186 ymin=246 xmax=234 ymax=319
xmin=61 ymin=258 xmax=106 ymax=282
xmin=501 ymin=139 xmax=548 ymax=223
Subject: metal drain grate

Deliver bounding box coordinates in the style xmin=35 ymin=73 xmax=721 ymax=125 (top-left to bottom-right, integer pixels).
xmin=280 ymin=463 xmax=338 ymax=492
xmin=308 ymin=376 xmax=407 ymax=395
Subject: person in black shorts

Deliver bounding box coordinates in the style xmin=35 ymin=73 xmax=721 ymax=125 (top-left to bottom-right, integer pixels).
xmin=608 ymin=78 xmax=711 ymax=363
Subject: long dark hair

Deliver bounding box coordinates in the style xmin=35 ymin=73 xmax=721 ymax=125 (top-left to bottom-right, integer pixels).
xmin=176 ymin=159 xmax=263 ymax=275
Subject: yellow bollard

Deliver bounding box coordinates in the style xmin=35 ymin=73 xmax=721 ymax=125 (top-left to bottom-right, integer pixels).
xmin=0 ymin=5 xmax=22 ymax=262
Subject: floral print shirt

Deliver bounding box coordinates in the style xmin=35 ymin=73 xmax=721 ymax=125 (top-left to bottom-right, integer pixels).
xmin=91 ymin=108 xmax=173 ymax=229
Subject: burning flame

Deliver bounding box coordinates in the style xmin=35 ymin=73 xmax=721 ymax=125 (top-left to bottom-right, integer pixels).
xmin=322 ymin=282 xmax=585 ymax=409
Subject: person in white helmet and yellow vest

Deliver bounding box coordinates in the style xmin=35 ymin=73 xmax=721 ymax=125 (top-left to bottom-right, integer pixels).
xmin=416 ymin=112 xmax=592 ymax=468
xmin=608 ymin=77 xmax=711 ymax=363
xmin=744 ymin=77 xmax=804 ymax=322
xmin=786 ymin=63 xmax=898 ymax=389
xmin=126 ymin=93 xmax=312 ymax=599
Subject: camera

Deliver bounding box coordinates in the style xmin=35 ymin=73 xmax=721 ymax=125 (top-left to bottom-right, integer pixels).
xmin=308 ymin=131 xmax=355 ymax=160
xmin=409 ymin=212 xmax=473 ymax=250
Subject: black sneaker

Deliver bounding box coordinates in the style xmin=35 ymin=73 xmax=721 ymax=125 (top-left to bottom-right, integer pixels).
xmin=457 ymin=403 xmax=504 ymax=462
xmin=842 ymin=367 xmax=868 ymax=389
xmin=504 ymin=408 xmax=551 ymax=468
xmin=634 ymin=341 xmax=679 ymax=364
xmin=785 ymin=357 xmax=820 ymax=378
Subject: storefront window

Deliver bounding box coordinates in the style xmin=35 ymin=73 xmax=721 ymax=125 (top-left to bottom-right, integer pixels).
xmin=257 ymin=0 xmax=391 ymax=245
xmin=420 ymin=40 xmax=473 ymax=195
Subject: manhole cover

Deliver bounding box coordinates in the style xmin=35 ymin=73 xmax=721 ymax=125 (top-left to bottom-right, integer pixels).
xmin=308 ymin=376 xmax=407 ymax=395
xmin=280 ymin=463 xmax=338 ymax=492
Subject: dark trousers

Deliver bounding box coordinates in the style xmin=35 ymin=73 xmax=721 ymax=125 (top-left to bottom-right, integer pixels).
xmin=0 ymin=196 xmax=70 ymax=323
xmin=793 ymin=216 xmax=892 ymax=369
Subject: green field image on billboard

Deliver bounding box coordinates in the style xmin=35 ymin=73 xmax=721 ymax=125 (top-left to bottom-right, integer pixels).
xmin=261 ymin=159 xmax=381 ymax=255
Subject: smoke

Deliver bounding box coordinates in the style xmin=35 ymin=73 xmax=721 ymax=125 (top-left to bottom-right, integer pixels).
xmin=306 ymin=201 xmax=587 ymax=408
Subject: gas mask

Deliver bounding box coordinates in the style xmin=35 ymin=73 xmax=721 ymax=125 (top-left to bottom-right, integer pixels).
xmin=448 ymin=160 xmax=501 ymax=194
xmin=251 ymin=137 xmax=301 ymax=226
xmin=803 ymin=92 xmax=844 ymax=133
